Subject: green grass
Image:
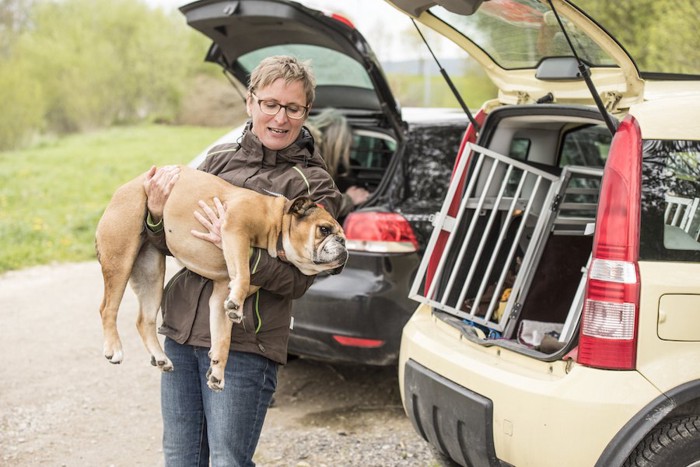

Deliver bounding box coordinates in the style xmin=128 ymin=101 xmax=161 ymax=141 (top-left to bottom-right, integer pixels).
xmin=388 ymin=72 xmax=498 ymax=109
xmin=0 ymin=124 xmax=231 ymax=273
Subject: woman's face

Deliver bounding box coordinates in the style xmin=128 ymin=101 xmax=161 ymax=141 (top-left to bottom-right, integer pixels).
xmin=247 ymin=78 xmax=309 ymax=151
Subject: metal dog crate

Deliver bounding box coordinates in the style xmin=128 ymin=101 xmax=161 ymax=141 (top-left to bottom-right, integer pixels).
xmin=410 ymin=142 xmax=603 ymax=340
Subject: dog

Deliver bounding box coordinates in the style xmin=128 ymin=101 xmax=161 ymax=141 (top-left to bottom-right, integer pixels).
xmin=95 ymin=165 xmax=347 ymax=391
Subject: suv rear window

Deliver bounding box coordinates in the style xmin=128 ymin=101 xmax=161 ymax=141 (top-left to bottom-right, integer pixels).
xmin=641 ymin=139 xmax=700 ymax=261
xmin=238 ymin=44 xmax=374 ymax=89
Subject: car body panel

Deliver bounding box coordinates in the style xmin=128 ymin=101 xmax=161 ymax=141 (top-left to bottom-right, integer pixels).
xmin=629 ymin=93 xmax=700 ymax=139
xmin=399 ymin=303 xmax=662 ymax=467
xmin=636 ymin=261 xmax=700 ymax=394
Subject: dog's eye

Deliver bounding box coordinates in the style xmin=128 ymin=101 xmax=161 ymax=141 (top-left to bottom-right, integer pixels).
xmin=319 ymin=225 xmax=331 ymax=236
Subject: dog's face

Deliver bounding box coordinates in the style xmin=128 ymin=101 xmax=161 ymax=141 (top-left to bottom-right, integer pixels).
xmin=282 ymin=197 xmax=347 ymax=276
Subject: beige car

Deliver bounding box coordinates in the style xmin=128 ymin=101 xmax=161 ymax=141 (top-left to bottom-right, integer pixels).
xmin=386 ymin=0 xmax=700 ymax=466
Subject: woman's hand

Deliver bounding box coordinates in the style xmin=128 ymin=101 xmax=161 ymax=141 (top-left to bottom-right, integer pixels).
xmin=144 ymin=165 xmax=181 ymax=222
xmin=191 ymin=197 xmax=226 ymax=250
xmin=346 ymin=185 xmax=370 ymax=205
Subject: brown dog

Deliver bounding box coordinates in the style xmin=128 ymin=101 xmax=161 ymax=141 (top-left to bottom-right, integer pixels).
xmin=95 ymin=165 xmax=347 ymax=391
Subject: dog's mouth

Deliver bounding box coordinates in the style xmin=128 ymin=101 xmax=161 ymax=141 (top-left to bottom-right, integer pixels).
xmin=314 ymin=249 xmax=348 ymax=273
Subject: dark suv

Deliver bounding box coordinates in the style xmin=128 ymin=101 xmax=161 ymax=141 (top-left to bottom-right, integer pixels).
xmin=181 ymin=0 xmax=468 ymax=365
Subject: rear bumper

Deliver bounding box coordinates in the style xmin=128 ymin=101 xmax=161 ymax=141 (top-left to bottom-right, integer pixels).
xmin=399 ymin=304 xmax=662 ymax=467
xmin=289 ymin=253 xmax=419 ymax=365
xmin=404 ymin=359 xmax=505 ymax=467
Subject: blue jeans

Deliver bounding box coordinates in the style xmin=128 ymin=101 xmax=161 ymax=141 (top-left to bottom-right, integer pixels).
xmin=161 ymin=337 xmax=278 ymax=467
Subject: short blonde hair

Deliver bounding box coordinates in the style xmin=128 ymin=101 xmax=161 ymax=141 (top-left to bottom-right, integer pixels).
xmin=308 ymin=108 xmax=352 ymax=179
xmin=248 ymin=55 xmax=316 ymax=107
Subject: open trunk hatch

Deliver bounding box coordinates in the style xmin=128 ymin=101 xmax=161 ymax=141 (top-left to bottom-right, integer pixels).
xmin=410 ymin=105 xmax=612 ymax=358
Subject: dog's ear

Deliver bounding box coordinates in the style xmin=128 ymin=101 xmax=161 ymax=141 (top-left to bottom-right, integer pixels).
xmin=286 ymin=197 xmax=317 ymax=218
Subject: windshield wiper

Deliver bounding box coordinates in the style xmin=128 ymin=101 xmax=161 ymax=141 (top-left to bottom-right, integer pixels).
xmin=411 ymin=18 xmax=480 ymax=134
xmin=547 ymin=0 xmax=617 ymax=136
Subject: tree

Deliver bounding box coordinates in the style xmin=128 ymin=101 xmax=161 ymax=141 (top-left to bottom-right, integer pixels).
xmin=0 ymin=0 xmax=36 ymax=57
xmin=11 ymin=0 xmax=204 ymax=135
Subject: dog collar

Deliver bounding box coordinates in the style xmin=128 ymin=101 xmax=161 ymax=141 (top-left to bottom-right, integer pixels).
xmin=276 ymin=234 xmax=288 ymax=263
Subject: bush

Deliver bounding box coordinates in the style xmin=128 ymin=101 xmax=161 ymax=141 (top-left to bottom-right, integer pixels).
xmin=0 ymin=58 xmax=45 ymax=149
xmin=13 ymin=0 xmax=207 ymax=134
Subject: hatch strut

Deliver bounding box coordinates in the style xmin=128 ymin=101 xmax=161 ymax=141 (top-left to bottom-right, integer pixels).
xmin=411 ymin=19 xmax=480 ymax=133
xmin=547 ymin=0 xmax=617 ymax=136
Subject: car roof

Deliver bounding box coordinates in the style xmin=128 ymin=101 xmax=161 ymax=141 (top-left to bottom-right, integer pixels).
xmin=630 ymin=93 xmax=700 ymax=140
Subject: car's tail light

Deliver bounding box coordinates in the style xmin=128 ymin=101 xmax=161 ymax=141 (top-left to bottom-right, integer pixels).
xmin=330 ymin=13 xmax=355 ymax=28
xmin=425 ymin=109 xmax=487 ymax=294
xmin=578 ymin=116 xmax=642 ymax=370
xmin=333 ymin=335 xmax=385 ymax=348
xmin=343 ymin=212 xmax=418 ymax=253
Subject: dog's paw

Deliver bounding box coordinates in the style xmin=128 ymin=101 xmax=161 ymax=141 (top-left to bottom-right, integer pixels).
xmin=225 ymin=298 xmax=240 ymax=311
xmin=206 ymin=367 xmax=225 ymax=392
xmin=104 ymin=346 xmax=123 ymax=365
xmin=105 ymin=354 xmax=122 ymax=365
xmin=226 ymin=310 xmax=243 ymax=323
xmin=150 ymin=355 xmax=174 ymax=372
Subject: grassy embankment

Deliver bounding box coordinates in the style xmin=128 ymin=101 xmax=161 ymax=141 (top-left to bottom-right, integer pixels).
xmin=0 ymin=124 xmax=231 ymax=274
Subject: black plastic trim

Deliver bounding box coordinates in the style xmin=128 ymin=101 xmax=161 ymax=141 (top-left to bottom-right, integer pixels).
xmin=404 ymin=359 xmax=508 ymax=467
xmin=595 ymin=379 xmax=700 ymax=467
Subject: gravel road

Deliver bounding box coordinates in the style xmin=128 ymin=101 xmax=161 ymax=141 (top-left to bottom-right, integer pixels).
xmin=0 ymin=261 xmax=438 ymax=466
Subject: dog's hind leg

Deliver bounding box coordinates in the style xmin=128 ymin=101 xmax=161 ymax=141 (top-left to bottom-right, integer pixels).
xmin=98 ymin=257 xmax=135 ymax=365
xmin=96 ymin=176 xmax=148 ymax=364
xmin=130 ymin=242 xmax=172 ymax=371
xmin=206 ymin=280 xmax=233 ymax=392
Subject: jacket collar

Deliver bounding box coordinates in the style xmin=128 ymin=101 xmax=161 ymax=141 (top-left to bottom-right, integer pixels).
xmin=239 ymin=121 xmax=325 ymax=169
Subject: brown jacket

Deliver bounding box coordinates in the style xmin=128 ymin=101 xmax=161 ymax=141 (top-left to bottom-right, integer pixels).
xmin=147 ymin=124 xmax=343 ymax=364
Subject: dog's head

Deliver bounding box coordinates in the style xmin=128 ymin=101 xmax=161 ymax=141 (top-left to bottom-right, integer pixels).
xmin=281 ymin=197 xmax=347 ymax=276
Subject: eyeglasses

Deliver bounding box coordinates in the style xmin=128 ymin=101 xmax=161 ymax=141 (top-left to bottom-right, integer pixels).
xmin=251 ymin=93 xmax=308 ymax=120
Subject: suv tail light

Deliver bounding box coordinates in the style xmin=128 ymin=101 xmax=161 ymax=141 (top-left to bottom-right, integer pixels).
xmin=343 ymin=211 xmax=418 ymax=253
xmin=578 ymin=116 xmax=642 ymax=370
xmin=330 ymin=13 xmax=355 ymax=28
xmin=425 ymin=109 xmax=487 ymax=294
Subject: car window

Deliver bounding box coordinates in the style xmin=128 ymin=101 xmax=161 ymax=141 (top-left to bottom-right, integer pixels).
xmin=238 ymin=44 xmax=374 ymax=89
xmin=351 ymin=131 xmax=396 ymax=170
xmin=509 ymin=138 xmax=531 ymax=160
xmin=560 ymin=124 xmax=610 ymax=167
xmin=337 ymin=131 xmax=396 ymax=192
xmin=641 ymin=140 xmax=700 ymax=261
xmin=428 ymin=0 xmax=617 ymax=70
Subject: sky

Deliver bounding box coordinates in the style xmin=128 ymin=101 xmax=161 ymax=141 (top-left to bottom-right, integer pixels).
xmin=148 ymin=0 xmax=463 ymax=61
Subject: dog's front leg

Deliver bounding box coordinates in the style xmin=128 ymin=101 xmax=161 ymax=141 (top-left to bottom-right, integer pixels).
xmin=206 ymin=280 xmax=233 ymax=392
xmin=220 ymin=235 xmax=252 ymax=323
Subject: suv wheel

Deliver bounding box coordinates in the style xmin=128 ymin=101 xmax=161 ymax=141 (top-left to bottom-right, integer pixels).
xmin=429 ymin=445 xmax=461 ymax=467
xmin=623 ymin=416 xmax=700 ymax=467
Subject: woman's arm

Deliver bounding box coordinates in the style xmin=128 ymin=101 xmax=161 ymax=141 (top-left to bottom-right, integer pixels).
xmin=249 ymin=249 xmax=316 ymax=299
xmin=143 ymin=165 xmax=180 ymax=253
xmin=191 ymin=196 xmax=315 ymax=298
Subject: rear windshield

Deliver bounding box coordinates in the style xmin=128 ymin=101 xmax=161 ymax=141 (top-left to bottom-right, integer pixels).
xmin=429 ymin=0 xmax=617 ymax=70
xmin=641 ymin=140 xmax=700 ymax=261
xmin=238 ymin=44 xmax=374 ymax=89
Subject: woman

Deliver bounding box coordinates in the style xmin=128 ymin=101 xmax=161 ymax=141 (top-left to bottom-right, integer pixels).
xmin=307 ymin=108 xmax=369 ymax=217
xmin=142 ymin=56 xmax=344 ymax=467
